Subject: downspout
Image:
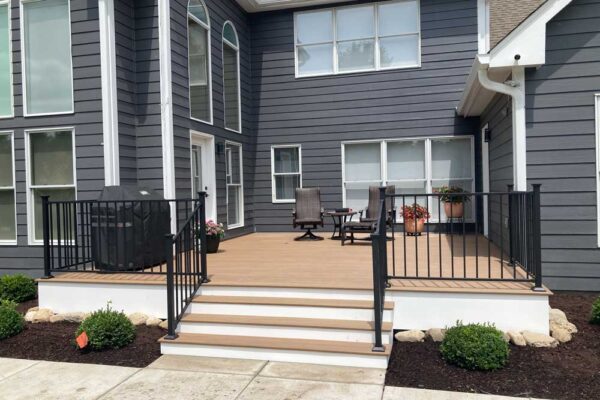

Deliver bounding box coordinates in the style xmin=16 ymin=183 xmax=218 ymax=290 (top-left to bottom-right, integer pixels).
xmin=477 ymin=62 xmax=527 ymax=192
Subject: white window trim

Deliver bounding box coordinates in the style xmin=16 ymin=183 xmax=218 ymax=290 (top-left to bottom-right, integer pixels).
xmin=225 ymin=140 xmax=244 ymax=229
xmin=271 ymin=144 xmax=303 ymax=204
xmin=25 ymin=127 xmax=77 ymax=246
xmin=0 ymin=131 xmax=16 ymax=245
xmin=595 ymin=94 xmax=600 ymax=247
xmin=341 ymin=136 xmax=475 ymax=223
xmin=477 ymin=0 xmax=490 ymax=54
xmin=222 ymin=21 xmax=242 ymax=133
xmin=188 ymin=0 xmax=213 ymax=125
xmin=0 ymin=1 xmax=13 ymax=119
xmin=19 ymin=0 xmax=75 ymax=117
xmin=294 ymin=0 xmax=421 ymax=78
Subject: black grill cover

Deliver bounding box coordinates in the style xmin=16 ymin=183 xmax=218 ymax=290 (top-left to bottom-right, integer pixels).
xmin=91 ymin=186 xmax=170 ymax=271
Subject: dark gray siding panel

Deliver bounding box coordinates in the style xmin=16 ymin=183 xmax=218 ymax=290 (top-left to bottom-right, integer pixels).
xmin=526 ymin=0 xmax=600 ymax=291
xmin=250 ymin=0 xmax=480 ymax=231
xmin=170 ymin=0 xmax=256 ymax=234
xmin=0 ymin=0 xmax=105 ymax=276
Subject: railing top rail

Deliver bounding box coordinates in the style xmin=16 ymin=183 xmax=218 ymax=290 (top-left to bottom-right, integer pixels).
xmin=173 ymin=203 xmax=202 ymax=240
xmin=385 ymin=190 xmax=533 ymax=198
xmin=46 ymin=198 xmax=199 ymax=205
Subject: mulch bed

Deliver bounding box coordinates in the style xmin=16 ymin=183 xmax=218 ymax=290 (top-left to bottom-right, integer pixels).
xmin=1 ymin=299 xmax=163 ymax=368
xmin=385 ymin=292 xmax=600 ymax=400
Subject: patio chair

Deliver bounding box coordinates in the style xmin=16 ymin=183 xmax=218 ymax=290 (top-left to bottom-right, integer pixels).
xmin=341 ymin=185 xmax=395 ymax=245
xmin=292 ymin=187 xmax=324 ymax=241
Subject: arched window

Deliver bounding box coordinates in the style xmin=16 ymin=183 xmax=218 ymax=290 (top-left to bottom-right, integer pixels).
xmin=222 ymin=21 xmax=240 ymax=132
xmin=188 ymin=0 xmax=212 ymax=123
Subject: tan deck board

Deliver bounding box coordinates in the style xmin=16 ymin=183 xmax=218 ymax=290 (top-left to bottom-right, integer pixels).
xmin=192 ymin=295 xmax=394 ymax=309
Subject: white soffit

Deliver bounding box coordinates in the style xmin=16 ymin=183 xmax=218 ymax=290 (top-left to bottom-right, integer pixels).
xmin=236 ymin=0 xmax=348 ymax=12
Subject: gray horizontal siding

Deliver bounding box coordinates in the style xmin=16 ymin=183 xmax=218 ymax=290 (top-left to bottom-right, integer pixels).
xmin=0 ymin=0 xmax=104 ymax=276
xmin=250 ymin=0 xmax=480 ymax=231
xmin=525 ymin=0 xmax=600 ymax=290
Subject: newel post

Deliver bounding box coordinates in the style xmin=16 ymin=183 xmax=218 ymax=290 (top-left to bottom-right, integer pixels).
xmin=41 ymin=196 xmax=53 ymax=279
xmin=531 ymin=184 xmax=544 ymax=291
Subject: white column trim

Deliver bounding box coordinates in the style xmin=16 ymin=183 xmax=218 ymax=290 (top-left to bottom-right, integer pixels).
xmin=98 ymin=0 xmax=120 ymax=186
xmin=158 ymin=0 xmax=177 ymax=232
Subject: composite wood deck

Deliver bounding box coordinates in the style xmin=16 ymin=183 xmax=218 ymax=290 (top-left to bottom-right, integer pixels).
xmin=47 ymin=232 xmax=548 ymax=295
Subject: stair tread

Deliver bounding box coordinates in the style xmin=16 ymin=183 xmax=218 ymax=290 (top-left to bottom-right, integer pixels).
xmin=181 ymin=313 xmax=393 ymax=331
xmin=192 ymin=295 xmax=394 ymax=310
xmin=160 ymin=333 xmax=391 ymax=356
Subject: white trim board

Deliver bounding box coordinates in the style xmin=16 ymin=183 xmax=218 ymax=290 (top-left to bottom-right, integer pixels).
xmin=190 ymin=130 xmax=217 ymax=222
xmin=0 ymin=0 xmax=14 ymax=119
xmin=595 ymin=94 xmax=600 ymax=247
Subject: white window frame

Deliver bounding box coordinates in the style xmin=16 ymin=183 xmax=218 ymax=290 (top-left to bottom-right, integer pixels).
xmin=0 ymin=0 xmax=13 ymax=119
xmin=222 ymin=21 xmax=241 ymax=133
xmin=20 ymin=0 xmax=75 ymax=117
xmin=595 ymin=94 xmax=600 ymax=247
xmin=225 ymin=140 xmax=244 ymax=229
xmin=25 ymin=127 xmax=77 ymax=245
xmin=294 ymin=0 xmax=421 ymax=78
xmin=0 ymin=131 xmax=16 ymax=245
xmin=187 ymin=0 xmax=213 ymax=125
xmin=271 ymin=144 xmax=303 ymax=204
xmin=341 ymin=136 xmax=475 ymax=223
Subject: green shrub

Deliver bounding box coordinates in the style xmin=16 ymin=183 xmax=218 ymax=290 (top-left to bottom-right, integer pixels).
xmin=440 ymin=322 xmax=509 ymax=371
xmin=76 ymin=304 xmax=135 ymax=350
xmin=591 ymin=297 xmax=600 ymax=325
xmin=0 ymin=300 xmax=25 ymax=340
xmin=0 ymin=274 xmax=37 ymax=303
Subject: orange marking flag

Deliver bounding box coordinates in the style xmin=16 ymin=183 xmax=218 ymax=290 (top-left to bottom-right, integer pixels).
xmin=76 ymin=331 xmax=89 ymax=349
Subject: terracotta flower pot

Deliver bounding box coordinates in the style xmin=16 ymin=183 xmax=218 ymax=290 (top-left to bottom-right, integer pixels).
xmin=444 ymin=202 xmax=464 ymax=218
xmin=405 ymin=218 xmax=425 ymax=235
xmin=206 ymin=235 xmax=221 ymax=254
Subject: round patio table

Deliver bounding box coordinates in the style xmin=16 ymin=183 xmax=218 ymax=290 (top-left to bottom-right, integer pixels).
xmin=324 ymin=210 xmax=358 ymax=240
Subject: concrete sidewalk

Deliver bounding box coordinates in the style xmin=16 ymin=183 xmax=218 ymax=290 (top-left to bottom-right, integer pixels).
xmin=0 ymin=356 xmax=545 ymax=400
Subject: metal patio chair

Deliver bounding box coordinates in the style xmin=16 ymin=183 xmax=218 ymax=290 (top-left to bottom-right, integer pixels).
xmin=292 ymin=187 xmax=325 ymax=241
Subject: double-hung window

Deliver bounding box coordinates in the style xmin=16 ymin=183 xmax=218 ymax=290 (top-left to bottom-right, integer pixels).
xmin=188 ymin=0 xmax=212 ymax=123
xmin=342 ymin=137 xmax=474 ymax=221
xmin=295 ymin=0 xmax=420 ymax=77
xmin=225 ymin=142 xmax=243 ymax=228
xmin=0 ymin=132 xmax=15 ymax=243
xmin=21 ymin=0 xmax=74 ymax=116
xmin=222 ymin=22 xmax=241 ymax=132
xmin=0 ymin=0 xmax=12 ymax=118
xmin=272 ymin=145 xmax=302 ymax=203
xmin=27 ymin=129 xmax=76 ymax=244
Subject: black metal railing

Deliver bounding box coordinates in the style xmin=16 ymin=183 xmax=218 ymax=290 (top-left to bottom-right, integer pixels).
xmin=42 ymin=197 xmax=199 ymax=277
xmin=374 ymin=185 xmax=542 ymax=288
xmin=164 ymin=193 xmax=209 ymax=339
xmin=370 ymin=187 xmax=389 ymax=352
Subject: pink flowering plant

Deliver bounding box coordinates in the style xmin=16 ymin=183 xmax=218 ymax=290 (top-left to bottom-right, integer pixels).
xmin=205 ymin=220 xmax=225 ymax=238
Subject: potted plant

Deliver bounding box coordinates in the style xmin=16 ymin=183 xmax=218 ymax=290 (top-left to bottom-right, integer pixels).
xmin=437 ymin=186 xmax=470 ymax=218
xmin=205 ymin=220 xmax=224 ymax=253
xmin=401 ymin=204 xmax=430 ymax=235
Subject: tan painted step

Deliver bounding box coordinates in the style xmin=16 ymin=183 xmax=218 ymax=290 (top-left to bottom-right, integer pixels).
xmin=181 ymin=314 xmax=393 ymax=331
xmin=191 ymin=295 xmax=394 ymax=310
xmin=159 ymin=333 xmax=391 ymax=356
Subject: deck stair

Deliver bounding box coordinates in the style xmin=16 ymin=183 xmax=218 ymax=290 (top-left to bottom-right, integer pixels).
xmin=159 ymin=291 xmax=394 ymax=368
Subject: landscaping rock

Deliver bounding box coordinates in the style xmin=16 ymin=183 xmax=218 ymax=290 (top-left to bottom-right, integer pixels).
xmin=158 ymin=320 xmax=169 ymax=330
xmin=507 ymin=331 xmax=527 ymax=346
xmin=25 ymin=308 xmax=53 ymax=323
xmin=62 ymin=312 xmax=87 ymax=323
xmin=426 ymin=328 xmax=445 ymax=342
xmin=522 ymin=331 xmax=558 ymax=348
xmin=128 ymin=313 xmax=149 ymax=326
xmin=395 ymin=330 xmax=425 ymax=342
xmin=551 ymin=327 xmax=572 ymax=343
xmin=49 ymin=314 xmax=66 ymax=323
xmin=502 ymin=331 xmax=510 ymax=342
xmin=145 ymin=317 xmax=162 ymax=327
xmin=549 ymin=308 xmax=578 ymax=334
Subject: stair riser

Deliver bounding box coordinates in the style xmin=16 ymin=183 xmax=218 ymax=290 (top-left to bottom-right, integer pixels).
xmin=198 ymin=286 xmax=373 ymax=300
xmin=188 ymin=303 xmax=394 ymax=321
xmin=160 ymin=342 xmax=389 ymax=369
xmin=178 ymin=322 xmax=392 ymax=344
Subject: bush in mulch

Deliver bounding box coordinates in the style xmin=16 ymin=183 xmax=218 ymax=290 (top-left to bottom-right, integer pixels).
xmin=440 ymin=322 xmax=509 ymax=371
xmin=0 ymin=274 xmax=37 ymax=303
xmin=76 ymin=304 xmax=136 ymax=351
xmin=0 ymin=300 xmax=25 ymax=340
xmin=590 ymin=297 xmax=600 ymax=325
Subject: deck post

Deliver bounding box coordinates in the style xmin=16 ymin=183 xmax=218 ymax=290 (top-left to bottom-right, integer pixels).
xmin=198 ymin=191 xmax=210 ymax=283
xmin=41 ymin=196 xmax=53 ymax=279
xmin=531 ymin=184 xmax=544 ymax=291
xmin=507 ymin=185 xmax=515 ymax=266
xmin=164 ymin=233 xmax=178 ymax=340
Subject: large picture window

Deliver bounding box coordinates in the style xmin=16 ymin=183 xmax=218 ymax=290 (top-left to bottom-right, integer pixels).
xmin=0 ymin=1 xmax=12 ymax=118
xmin=222 ymin=21 xmax=241 ymax=132
xmin=27 ymin=129 xmax=76 ymax=243
xmin=271 ymin=145 xmax=302 ymax=203
xmin=342 ymin=137 xmax=474 ymax=221
xmin=21 ymin=0 xmax=74 ymax=116
xmin=188 ymin=0 xmax=212 ymax=123
xmin=225 ymin=142 xmax=243 ymax=228
xmin=0 ymin=132 xmax=15 ymax=243
xmin=295 ymin=0 xmax=420 ymax=77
